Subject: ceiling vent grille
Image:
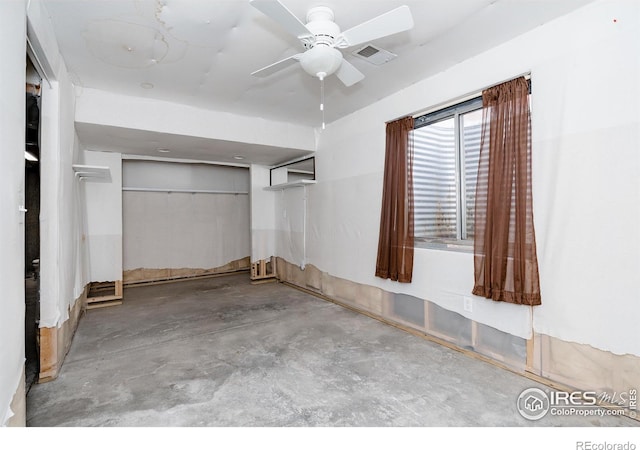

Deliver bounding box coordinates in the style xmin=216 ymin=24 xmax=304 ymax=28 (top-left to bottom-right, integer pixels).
xmin=357 ymin=45 xmax=380 ymax=58
xmin=352 ymin=44 xmax=397 ymax=65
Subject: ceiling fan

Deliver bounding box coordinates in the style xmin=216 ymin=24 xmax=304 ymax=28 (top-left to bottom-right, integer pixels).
xmin=249 ymin=0 xmax=414 ymax=87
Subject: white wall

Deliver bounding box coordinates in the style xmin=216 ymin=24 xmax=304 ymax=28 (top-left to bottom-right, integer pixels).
xmin=250 ymin=165 xmax=276 ymax=262
xmin=528 ymin=1 xmax=639 ymax=356
xmin=39 ymin=74 xmax=85 ymax=328
xmin=83 ymin=150 xmax=122 ymax=282
xmin=0 ymin=0 xmax=26 ymax=426
xmin=276 ymin=187 xmax=307 ymax=269
xmin=299 ymin=0 xmax=639 ymax=356
xmin=123 ymin=161 xmax=250 ymax=271
xmin=29 ymin=0 xmax=87 ymax=329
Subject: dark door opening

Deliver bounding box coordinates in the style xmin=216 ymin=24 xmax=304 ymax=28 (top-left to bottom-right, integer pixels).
xmin=25 ymin=57 xmax=41 ymax=391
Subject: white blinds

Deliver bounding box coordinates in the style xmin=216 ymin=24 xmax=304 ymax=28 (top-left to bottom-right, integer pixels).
xmin=412 ymin=99 xmax=482 ymax=241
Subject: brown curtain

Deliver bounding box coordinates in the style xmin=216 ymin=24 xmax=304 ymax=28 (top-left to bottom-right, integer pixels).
xmin=375 ymin=116 xmax=415 ymax=283
xmin=472 ymin=77 xmax=541 ymax=305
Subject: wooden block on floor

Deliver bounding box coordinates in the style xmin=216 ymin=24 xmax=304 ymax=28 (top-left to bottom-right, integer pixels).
xmin=251 ymin=278 xmax=278 ymax=285
xmin=86 ymin=299 xmax=123 ymax=310
xmin=85 ymin=280 xmax=124 ymax=309
xmin=115 ymin=280 xmax=123 ymax=297
xmin=251 ymin=258 xmax=277 ymax=282
xmin=86 ymin=294 xmax=122 ymax=304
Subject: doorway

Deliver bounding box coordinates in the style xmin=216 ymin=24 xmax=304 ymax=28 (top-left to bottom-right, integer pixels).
xmin=25 ymin=57 xmax=41 ymax=390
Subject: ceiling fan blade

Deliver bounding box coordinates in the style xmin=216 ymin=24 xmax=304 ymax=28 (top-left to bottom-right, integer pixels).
xmin=335 ymin=60 xmax=365 ymax=87
xmin=251 ymin=54 xmax=302 ymax=78
xmin=335 ymin=5 xmax=414 ymax=49
xmin=249 ymin=0 xmax=314 ymax=40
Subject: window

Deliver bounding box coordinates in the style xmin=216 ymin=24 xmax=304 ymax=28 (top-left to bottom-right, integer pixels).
xmin=412 ymin=97 xmax=482 ymax=246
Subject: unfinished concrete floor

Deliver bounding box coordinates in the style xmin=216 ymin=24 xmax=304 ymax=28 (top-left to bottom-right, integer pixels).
xmin=27 ymin=273 xmax=637 ymax=427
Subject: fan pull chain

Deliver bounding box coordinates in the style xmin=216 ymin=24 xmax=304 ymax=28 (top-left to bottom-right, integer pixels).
xmin=320 ymin=76 xmax=325 ymax=130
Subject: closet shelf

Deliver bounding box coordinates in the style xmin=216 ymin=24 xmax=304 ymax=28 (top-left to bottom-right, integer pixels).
xmin=72 ymin=164 xmax=111 ymax=182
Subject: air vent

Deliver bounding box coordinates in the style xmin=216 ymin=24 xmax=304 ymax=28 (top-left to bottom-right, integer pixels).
xmin=357 ymin=45 xmax=380 ymax=58
xmin=352 ymin=44 xmax=397 ymax=66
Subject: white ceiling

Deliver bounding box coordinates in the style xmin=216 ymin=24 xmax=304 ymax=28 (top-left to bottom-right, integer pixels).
xmin=42 ymin=0 xmax=595 ymax=164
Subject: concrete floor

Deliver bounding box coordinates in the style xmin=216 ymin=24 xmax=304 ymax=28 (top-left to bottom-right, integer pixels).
xmin=27 ymin=274 xmax=637 ymax=427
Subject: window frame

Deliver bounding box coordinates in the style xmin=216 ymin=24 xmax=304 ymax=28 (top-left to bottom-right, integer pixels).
xmin=412 ymin=96 xmax=483 ymax=252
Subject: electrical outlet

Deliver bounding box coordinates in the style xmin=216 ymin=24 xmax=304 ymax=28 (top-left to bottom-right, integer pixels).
xmin=463 ymin=296 xmax=473 ymax=312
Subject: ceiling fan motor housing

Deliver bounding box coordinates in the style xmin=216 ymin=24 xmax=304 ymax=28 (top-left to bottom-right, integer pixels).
xmin=305 ymin=6 xmax=340 ymax=47
xmin=300 ymin=6 xmax=343 ymax=79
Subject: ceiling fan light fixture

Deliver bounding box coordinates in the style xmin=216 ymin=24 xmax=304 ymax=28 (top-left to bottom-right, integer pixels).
xmin=299 ymin=45 xmax=343 ymax=79
xmin=249 ymin=0 xmax=413 ymax=87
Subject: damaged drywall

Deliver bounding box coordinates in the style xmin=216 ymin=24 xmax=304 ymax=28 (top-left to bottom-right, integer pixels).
xmin=38 ymin=60 xmax=86 ymax=328
xmin=122 ymin=160 xmax=251 ymax=275
xmin=297 ymin=0 xmax=639 ymax=358
xmin=123 ymin=257 xmax=250 ymax=283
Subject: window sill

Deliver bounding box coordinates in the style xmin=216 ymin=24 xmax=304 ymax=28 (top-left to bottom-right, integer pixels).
xmin=414 ymin=240 xmax=474 ymax=253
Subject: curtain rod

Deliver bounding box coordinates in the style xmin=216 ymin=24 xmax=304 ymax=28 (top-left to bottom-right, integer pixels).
xmin=388 ymin=72 xmax=532 ymax=124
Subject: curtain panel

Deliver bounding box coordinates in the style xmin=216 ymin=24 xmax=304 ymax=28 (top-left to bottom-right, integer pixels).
xmin=375 ymin=116 xmax=415 ymax=283
xmin=472 ymin=77 xmax=541 ymax=305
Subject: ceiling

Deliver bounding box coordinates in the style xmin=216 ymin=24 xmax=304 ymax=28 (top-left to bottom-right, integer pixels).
xmin=74 ymin=122 xmax=312 ymax=165
xmin=41 ymin=0 xmax=595 ymax=164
